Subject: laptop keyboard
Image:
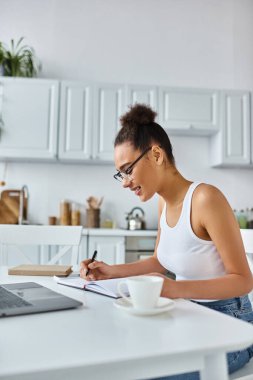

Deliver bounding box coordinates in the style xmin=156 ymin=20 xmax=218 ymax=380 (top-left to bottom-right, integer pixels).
xmin=0 ymin=286 xmax=32 ymax=309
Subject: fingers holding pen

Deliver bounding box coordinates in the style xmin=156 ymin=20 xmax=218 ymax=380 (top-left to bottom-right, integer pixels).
xmin=79 ymin=259 xmax=91 ymax=279
xmin=79 ymin=259 xmax=104 ymax=280
xmin=84 ymin=250 xmax=98 ymax=278
xmin=85 ymin=261 xmax=103 ymax=280
xmin=84 ymin=260 xmax=112 ymax=281
xmin=87 ymin=260 xmax=101 ymax=271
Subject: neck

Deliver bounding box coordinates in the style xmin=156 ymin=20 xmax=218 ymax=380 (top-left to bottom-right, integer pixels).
xmin=157 ymin=166 xmax=192 ymax=206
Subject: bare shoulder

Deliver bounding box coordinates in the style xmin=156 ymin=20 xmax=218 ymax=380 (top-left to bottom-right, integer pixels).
xmin=192 ymin=183 xmax=234 ymax=230
xmin=193 ymin=183 xmax=228 ymax=208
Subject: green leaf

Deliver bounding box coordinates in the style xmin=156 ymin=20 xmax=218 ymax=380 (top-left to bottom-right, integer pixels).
xmin=2 ymin=37 xmax=40 ymax=77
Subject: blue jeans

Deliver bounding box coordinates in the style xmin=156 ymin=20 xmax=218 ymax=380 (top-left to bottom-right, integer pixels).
xmin=150 ymin=296 xmax=253 ymax=380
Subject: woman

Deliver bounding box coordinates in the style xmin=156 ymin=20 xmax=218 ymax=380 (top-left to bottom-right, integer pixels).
xmin=80 ymin=103 xmax=253 ymax=379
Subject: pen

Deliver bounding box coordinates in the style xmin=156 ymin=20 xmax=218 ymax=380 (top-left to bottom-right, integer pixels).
xmin=86 ymin=250 xmax=98 ymax=276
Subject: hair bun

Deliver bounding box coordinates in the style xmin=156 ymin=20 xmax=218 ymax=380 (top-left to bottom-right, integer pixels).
xmin=120 ymin=103 xmax=157 ymax=128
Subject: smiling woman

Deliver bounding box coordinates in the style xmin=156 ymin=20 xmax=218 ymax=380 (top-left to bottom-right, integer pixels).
xmin=113 ymin=104 xmax=176 ymax=202
xmin=113 ymin=146 xmax=152 ymax=183
xmin=80 ymin=103 xmax=253 ymax=380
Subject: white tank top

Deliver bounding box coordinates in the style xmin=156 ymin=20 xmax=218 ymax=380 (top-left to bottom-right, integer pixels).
xmin=157 ymin=182 xmax=226 ymax=298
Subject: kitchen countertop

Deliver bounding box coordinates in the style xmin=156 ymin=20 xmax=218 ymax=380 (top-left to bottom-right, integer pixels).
xmin=82 ymin=228 xmax=157 ymax=237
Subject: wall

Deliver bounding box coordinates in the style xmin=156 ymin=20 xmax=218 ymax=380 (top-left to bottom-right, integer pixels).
xmin=0 ymin=0 xmax=253 ymax=228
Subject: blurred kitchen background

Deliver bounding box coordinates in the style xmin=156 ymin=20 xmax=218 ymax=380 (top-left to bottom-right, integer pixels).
xmin=0 ymin=0 xmax=253 ymax=229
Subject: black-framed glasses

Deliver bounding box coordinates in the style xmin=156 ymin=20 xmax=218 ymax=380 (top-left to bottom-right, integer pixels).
xmin=113 ymin=147 xmax=152 ymax=182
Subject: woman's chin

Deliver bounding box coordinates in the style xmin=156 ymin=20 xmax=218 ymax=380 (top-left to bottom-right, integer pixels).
xmin=138 ymin=192 xmax=152 ymax=202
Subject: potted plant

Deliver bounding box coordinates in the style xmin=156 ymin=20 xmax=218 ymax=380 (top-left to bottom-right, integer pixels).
xmin=0 ymin=37 xmax=41 ymax=77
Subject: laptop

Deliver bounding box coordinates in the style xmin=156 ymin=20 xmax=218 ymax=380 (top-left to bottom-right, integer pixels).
xmin=0 ymin=282 xmax=82 ymax=317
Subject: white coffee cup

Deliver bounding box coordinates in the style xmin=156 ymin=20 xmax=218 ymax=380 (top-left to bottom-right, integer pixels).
xmin=117 ymin=275 xmax=164 ymax=310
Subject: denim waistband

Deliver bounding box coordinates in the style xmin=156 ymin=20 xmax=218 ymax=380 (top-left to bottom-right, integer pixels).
xmin=192 ymin=295 xmax=250 ymax=308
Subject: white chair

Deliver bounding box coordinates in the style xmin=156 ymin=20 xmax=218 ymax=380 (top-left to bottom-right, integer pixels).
xmin=0 ymin=225 xmax=83 ymax=267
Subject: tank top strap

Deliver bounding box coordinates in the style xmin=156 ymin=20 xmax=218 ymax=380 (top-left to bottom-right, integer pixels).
xmin=160 ymin=200 xmax=167 ymax=228
xmin=160 ymin=182 xmax=202 ymax=230
xmin=181 ymin=182 xmax=202 ymax=228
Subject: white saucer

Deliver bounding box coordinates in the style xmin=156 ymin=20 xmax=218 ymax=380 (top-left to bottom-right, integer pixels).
xmin=114 ymin=297 xmax=175 ymax=316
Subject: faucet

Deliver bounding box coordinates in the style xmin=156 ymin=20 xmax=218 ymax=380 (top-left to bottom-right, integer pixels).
xmin=18 ymin=185 xmax=29 ymax=225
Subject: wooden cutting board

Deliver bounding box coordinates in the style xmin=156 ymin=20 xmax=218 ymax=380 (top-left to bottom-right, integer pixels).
xmin=0 ymin=189 xmax=24 ymax=224
xmin=1 ymin=190 xmax=20 ymax=218
xmin=0 ymin=200 xmax=18 ymax=224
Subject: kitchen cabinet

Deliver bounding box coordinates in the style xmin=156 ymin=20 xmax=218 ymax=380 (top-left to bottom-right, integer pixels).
xmin=59 ymin=82 xmax=125 ymax=162
xmin=126 ymin=84 xmax=158 ymax=111
xmin=84 ymin=229 xmax=157 ymax=265
xmin=2 ymin=77 xmax=252 ymax=167
xmin=93 ymin=83 xmax=125 ymax=161
xmin=158 ymin=87 xmax=220 ymax=136
xmin=88 ymin=236 xmax=125 ymax=265
xmin=59 ymin=81 xmax=93 ymax=161
xmin=210 ymin=90 xmax=251 ymax=167
xmin=0 ymin=77 xmax=59 ymax=160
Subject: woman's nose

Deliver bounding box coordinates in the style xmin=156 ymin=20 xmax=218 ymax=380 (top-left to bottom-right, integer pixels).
xmin=122 ymin=177 xmax=131 ymax=188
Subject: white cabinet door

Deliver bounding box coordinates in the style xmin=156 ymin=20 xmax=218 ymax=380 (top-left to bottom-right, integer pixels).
xmin=159 ymin=87 xmax=220 ymax=136
xmin=126 ymin=85 xmax=158 ymax=111
xmin=210 ymin=91 xmax=251 ymax=167
xmin=59 ymin=81 xmax=92 ymax=160
xmin=93 ymin=84 xmax=125 ymax=161
xmin=0 ymin=78 xmax=59 ymax=160
xmin=88 ymin=236 xmax=125 ymax=265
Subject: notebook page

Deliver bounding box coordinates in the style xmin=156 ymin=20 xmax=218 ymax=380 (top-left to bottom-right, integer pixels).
xmin=54 ymin=276 xmax=88 ymax=289
xmin=54 ymin=276 xmax=129 ymax=297
xmin=87 ymin=278 xmax=129 ymax=297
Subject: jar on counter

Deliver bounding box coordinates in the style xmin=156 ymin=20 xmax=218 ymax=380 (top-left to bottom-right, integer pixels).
xmin=71 ymin=203 xmax=81 ymax=226
xmin=60 ymin=200 xmax=71 ymax=225
xmin=86 ymin=208 xmax=100 ymax=228
xmin=48 ymin=216 xmax=57 ymax=225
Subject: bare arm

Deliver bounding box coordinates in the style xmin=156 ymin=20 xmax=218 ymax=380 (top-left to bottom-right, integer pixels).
xmin=80 ymin=234 xmax=166 ymax=280
xmin=110 ymin=254 xmax=166 ymax=278
xmin=80 ymin=198 xmax=166 ymax=280
xmin=159 ymin=185 xmax=253 ymax=299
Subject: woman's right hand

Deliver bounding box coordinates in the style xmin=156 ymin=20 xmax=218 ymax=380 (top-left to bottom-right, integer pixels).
xmin=79 ymin=259 xmax=114 ymax=281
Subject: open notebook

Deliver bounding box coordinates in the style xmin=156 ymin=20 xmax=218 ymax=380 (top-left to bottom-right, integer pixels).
xmin=54 ymin=275 xmax=129 ymax=299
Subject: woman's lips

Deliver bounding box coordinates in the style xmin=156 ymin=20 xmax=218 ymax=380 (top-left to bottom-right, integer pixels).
xmin=134 ymin=186 xmax=141 ymax=196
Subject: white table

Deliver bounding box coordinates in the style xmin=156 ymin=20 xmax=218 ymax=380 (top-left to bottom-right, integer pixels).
xmin=0 ymin=267 xmax=253 ymax=380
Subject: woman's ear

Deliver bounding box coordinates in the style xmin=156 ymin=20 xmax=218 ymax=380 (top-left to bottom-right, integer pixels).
xmin=151 ymin=146 xmax=164 ymax=165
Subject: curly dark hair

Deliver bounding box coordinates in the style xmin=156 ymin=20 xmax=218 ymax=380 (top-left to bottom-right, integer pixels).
xmin=114 ymin=103 xmax=175 ymax=165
